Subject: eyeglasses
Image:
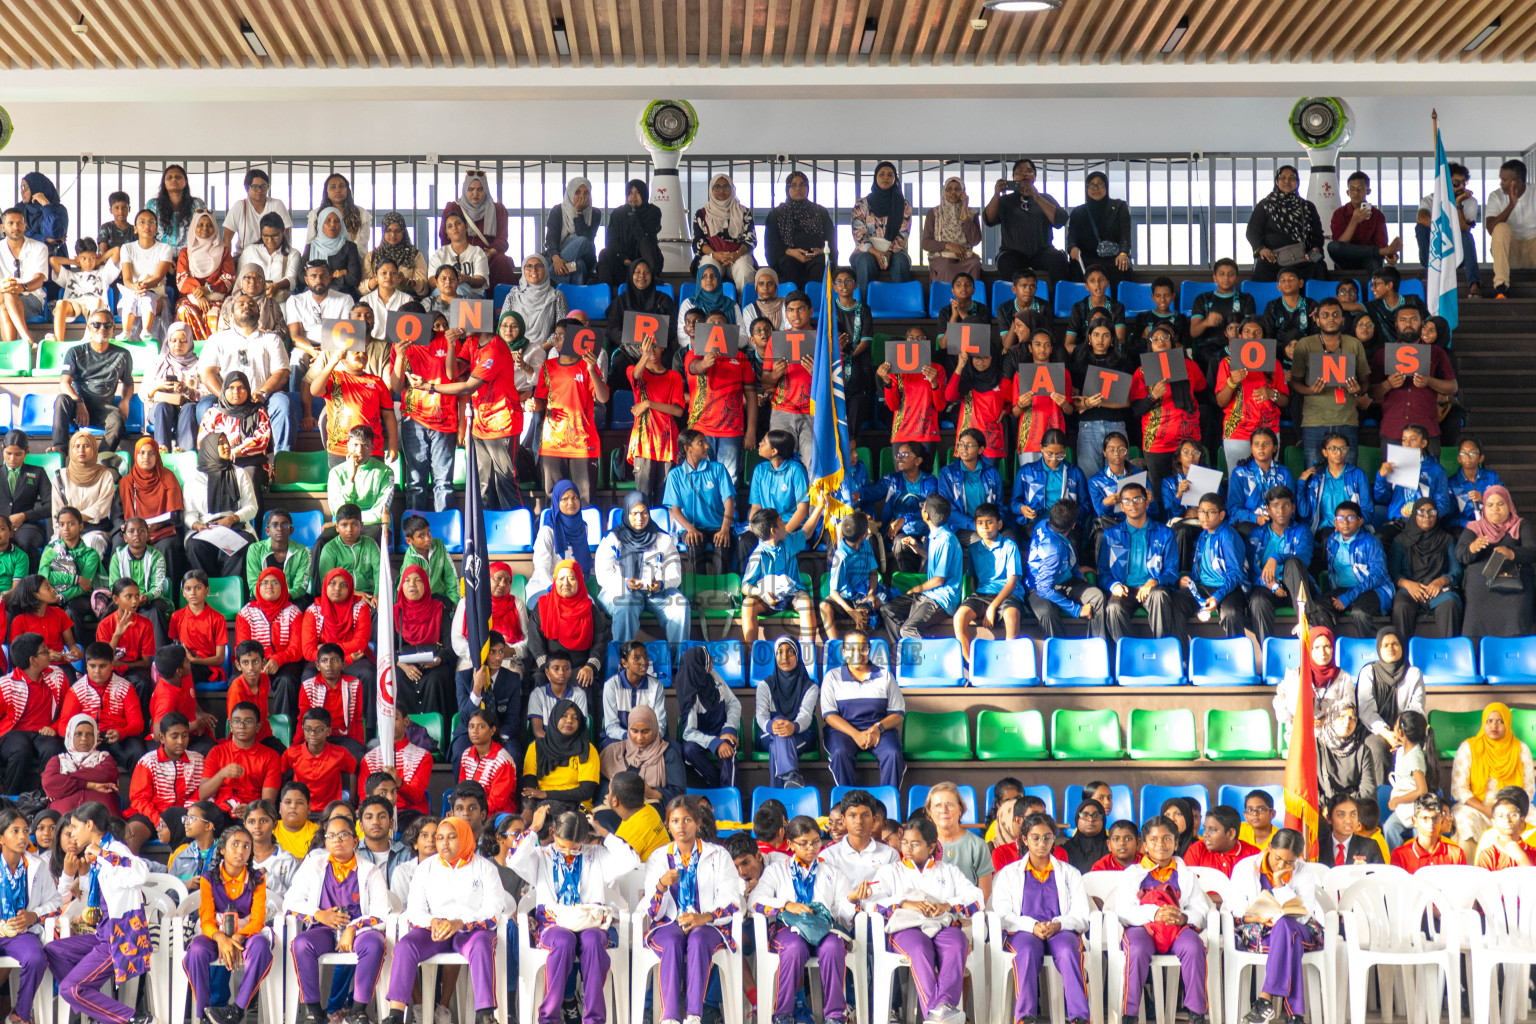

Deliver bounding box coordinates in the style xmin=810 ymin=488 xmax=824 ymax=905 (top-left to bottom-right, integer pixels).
xmin=88 ymin=320 xmax=111 ymax=329
xmin=1119 ymin=495 xmax=1147 ymax=505
xmin=955 ymin=441 xmax=981 ymax=450
xmin=1335 ymin=513 xmax=1362 ymax=523
xmin=1414 ymin=508 xmax=1437 ymax=518
xmin=324 ymin=831 xmax=353 ymax=841
xmin=1323 ymin=445 xmax=1348 ymax=453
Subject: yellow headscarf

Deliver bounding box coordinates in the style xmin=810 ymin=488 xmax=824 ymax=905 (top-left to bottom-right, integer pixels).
xmin=1468 ymin=702 xmax=1525 ymax=799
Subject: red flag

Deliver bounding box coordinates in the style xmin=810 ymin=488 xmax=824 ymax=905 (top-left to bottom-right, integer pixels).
xmin=1283 ymin=599 xmax=1321 ymax=858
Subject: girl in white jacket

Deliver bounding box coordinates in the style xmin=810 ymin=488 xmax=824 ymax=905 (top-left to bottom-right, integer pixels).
xmin=1114 ymin=816 xmax=1214 ymax=1024
xmin=0 ymin=807 xmax=61 ymax=1024
xmin=1226 ymin=829 xmax=1327 ymax=1024
xmin=752 ymin=815 xmax=856 ymax=1023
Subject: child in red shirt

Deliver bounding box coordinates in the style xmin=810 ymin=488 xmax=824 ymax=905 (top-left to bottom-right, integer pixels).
xmin=95 ymin=578 xmax=156 ymax=697
xmin=128 ymin=711 xmax=203 ymax=829
xmin=881 ymin=327 xmax=947 ymax=447
xmin=1011 ymin=330 xmax=1073 ymax=459
xmin=148 ymin=643 xmax=217 ymax=753
xmin=390 ymin=320 xmax=460 ymax=513
xmin=56 ymin=641 xmax=146 ymax=768
xmin=199 ymin=699 xmax=282 ymax=814
xmin=534 ymin=320 xmax=608 ymax=502
xmin=226 ymin=640 xmax=277 ymax=750
xmin=281 ymin=707 xmax=357 ymax=808
xmin=168 ymin=571 xmax=228 ymax=686
xmin=299 ymin=643 xmax=364 ymax=757
xmin=626 ymin=337 xmax=685 ymax=507
xmin=310 ymin=346 xmax=398 ymax=461
xmin=684 ymin=313 xmax=758 ymax=488
xmin=6 ymin=576 xmax=82 ymax=665
xmin=457 ymin=708 xmax=517 ymax=817
xmin=362 ymin=733 xmax=434 ymax=816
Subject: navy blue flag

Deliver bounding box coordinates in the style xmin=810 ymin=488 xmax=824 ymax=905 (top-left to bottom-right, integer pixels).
xmin=462 ymin=429 xmax=494 ymax=669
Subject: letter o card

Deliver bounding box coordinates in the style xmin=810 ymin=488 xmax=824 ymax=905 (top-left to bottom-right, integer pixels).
xmin=449 ymin=298 xmax=494 ymax=335
xmin=386 ymin=310 xmax=429 ymax=346
xmin=1139 ymin=348 xmax=1188 ymax=386
xmin=884 ymin=338 xmax=931 ymax=375
xmin=1385 ymin=343 xmax=1430 ymax=378
xmin=1084 ymin=365 xmax=1131 ymax=405
xmin=768 ymin=331 xmax=809 ymax=364
xmin=560 ymin=325 xmax=600 ymax=359
xmin=320 ymin=317 xmax=366 ymax=353
xmin=944 ymin=321 xmax=993 ymax=358
xmin=622 ymin=311 xmax=670 ymax=352
xmin=1228 ymin=337 xmax=1276 ymax=373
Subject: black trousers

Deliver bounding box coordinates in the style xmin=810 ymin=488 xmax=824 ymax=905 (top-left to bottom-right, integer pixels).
xmin=1101 ymin=585 xmax=1187 ymax=644
xmin=633 ymin=458 xmax=669 ymax=510
xmin=597 ymin=242 xmax=665 ymax=288
xmin=186 ymin=529 xmax=255 ymax=580
xmin=267 ymin=661 xmax=309 ymax=718
xmin=1391 ymin=590 xmax=1463 ymax=642
xmin=1247 ymin=556 xmax=1324 ymax=643
xmin=1175 ymin=583 xmax=1247 ymax=638
xmin=13 ymin=522 xmax=45 ymax=573
xmin=1027 ymin=580 xmax=1107 ymax=638
xmin=880 ymin=594 xmax=949 ymax=647
xmin=1313 ymin=588 xmax=1384 ymax=638
xmin=774 ymin=253 xmax=827 ymax=293
xmin=474 ymin=435 xmax=523 ymax=511
xmin=997 ymin=246 xmax=1070 ymax=287
xmin=52 ymin=392 xmax=126 ymax=451
xmin=1250 ymin=258 xmax=1320 ymax=283
xmin=0 ymin=730 xmax=64 ymax=793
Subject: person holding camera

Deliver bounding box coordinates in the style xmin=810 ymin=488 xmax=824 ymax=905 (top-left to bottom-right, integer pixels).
xmin=984 ymin=157 xmax=1069 ymax=284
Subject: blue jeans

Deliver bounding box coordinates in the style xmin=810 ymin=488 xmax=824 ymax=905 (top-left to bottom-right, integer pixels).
xmin=598 ymin=587 xmax=690 ymax=651
xmin=1382 ymin=813 xmax=1412 ymax=850
xmin=849 ymin=249 xmax=913 ymax=302
xmin=400 ymin=418 xmax=456 ymax=512
xmin=151 ymin=402 xmax=198 ymax=451
xmin=1075 ymin=419 xmax=1126 ymax=479
xmin=1300 ymin=424 xmax=1359 ymax=472
xmin=552 ymin=236 xmax=596 ymax=286
xmin=195 ymin=390 xmax=294 ymax=452
xmin=706 ymin=434 xmax=744 ymax=492
xmin=1416 ymin=223 xmax=1481 ymax=289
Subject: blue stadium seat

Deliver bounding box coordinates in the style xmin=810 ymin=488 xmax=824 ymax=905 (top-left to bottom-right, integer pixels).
xmin=678 ymin=281 xmax=737 ymax=306
xmin=1480 ymin=636 xmax=1536 ymax=684
xmin=1043 ymin=637 xmax=1111 ymax=686
xmin=687 ymin=787 xmax=743 ymax=824
xmin=1061 ymin=784 xmax=1133 ymax=826
xmin=1188 ymin=636 xmax=1259 ymax=686
xmin=800 ymin=281 xmax=824 ymax=310
xmin=1138 ymin=783 xmax=1209 ymax=824
xmin=1399 ymin=278 xmax=1426 ymax=299
xmin=928 ymin=280 xmax=955 ymax=317
xmin=398 ymin=509 xmax=463 ymax=553
xmin=1178 ymin=280 xmax=1205 ymax=314
xmin=605 ymin=506 xmax=672 ymax=536
xmin=754 ymin=785 xmax=820 ymax=820
xmin=606 ymin=389 xmax=635 ymax=430
xmin=1304 ymin=278 xmax=1352 ymax=303
xmin=1053 ymin=281 xmax=1090 ymax=318
xmin=557 ymin=283 xmax=612 ymax=315
xmin=831 ymin=785 xmax=899 ymax=820
xmin=1216 ymin=784 xmax=1283 ymax=814
xmin=991 ymin=278 xmax=1049 ymax=315
xmin=1115 ymin=636 xmax=1186 ymax=686
xmin=1409 ymin=636 xmax=1483 ymax=686
xmin=678 ymin=639 xmax=745 ymax=688
xmin=1117 ymin=281 xmax=1155 ymax=311
xmin=1241 ymin=280 xmax=1282 ymax=309
xmin=969 ymin=637 xmax=1039 ymax=686
xmin=867 ymin=281 xmax=924 ymax=319
xmin=620 ymin=282 xmax=675 ymax=301
xmin=18 ymin=395 xmax=55 ymax=436
xmin=825 ymin=637 xmax=890 ymax=672
xmin=604 ymin=639 xmax=673 ymax=684
xmin=263 ymin=508 xmax=325 ymax=550
xmin=535 ymin=506 xmax=603 ymax=549
xmin=484 ymin=508 xmax=533 ymax=553
xmin=1333 ymin=635 xmax=1377 ymax=681
xmin=492 ymin=284 xmax=512 ymax=310
xmin=1262 ymin=637 xmax=1300 ymax=687
xmin=905 ymin=784 xmax=979 ymax=823
xmin=896 ymin=638 xmax=964 ymax=686
xmin=748 ymin=638 xmax=817 ymax=689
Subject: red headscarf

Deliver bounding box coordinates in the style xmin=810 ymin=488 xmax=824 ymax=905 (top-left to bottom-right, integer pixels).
xmin=536 ymin=559 xmax=594 ymax=652
xmin=395 ymin=565 xmax=444 ymax=647
xmin=120 ymin=438 xmax=183 ymax=540
xmin=489 ymin=561 xmax=524 ymax=643
xmin=315 ymin=568 xmax=360 ymax=643
xmin=252 ymin=567 xmax=292 ymax=618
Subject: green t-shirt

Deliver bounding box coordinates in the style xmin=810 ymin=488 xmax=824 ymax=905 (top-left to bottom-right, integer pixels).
xmin=1289 ymin=334 xmax=1370 ymax=428
xmin=317 ymin=535 xmax=380 ymax=596
xmin=326 ymin=459 xmax=396 ymax=526
xmin=0 ymin=547 xmax=29 ymax=593
xmin=404 ymin=540 xmax=459 ymax=607
xmin=107 ymin=546 xmax=171 ymax=603
xmin=245 ymin=540 xmax=313 ymax=601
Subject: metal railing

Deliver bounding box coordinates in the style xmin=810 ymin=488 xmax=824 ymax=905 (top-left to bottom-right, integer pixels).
xmin=2 ymin=150 xmax=1524 ymax=270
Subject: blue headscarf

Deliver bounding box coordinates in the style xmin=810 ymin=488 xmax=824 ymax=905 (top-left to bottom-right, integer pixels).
xmin=690 ymin=265 xmax=736 ymax=321
xmin=308 ymin=207 xmax=349 ymax=261
xmin=546 ymin=480 xmax=593 ymax=572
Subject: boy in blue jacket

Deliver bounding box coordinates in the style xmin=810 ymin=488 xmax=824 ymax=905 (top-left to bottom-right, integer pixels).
xmin=1373 ymin=423 xmax=1453 ymax=548
xmin=820 ymin=512 xmax=886 ymax=642
xmin=1245 ymin=485 xmax=1322 ymax=643
xmin=1447 ymin=438 xmax=1502 ymax=530
xmin=936 ymin=428 xmax=1005 ymax=545
xmin=1298 ymin=429 xmax=1372 ymax=566
xmin=871 ymin=441 xmax=938 ymax=573
xmin=1321 ymin=500 xmax=1395 ymax=637
xmin=1097 ymin=482 xmax=1184 ymax=644
xmin=1178 ymin=492 xmax=1249 ymax=638
xmin=1225 ymin=428 xmax=1296 ymax=540
xmin=1026 ymin=499 xmax=1106 ymax=638
xmin=881 ymin=494 xmax=964 ymax=647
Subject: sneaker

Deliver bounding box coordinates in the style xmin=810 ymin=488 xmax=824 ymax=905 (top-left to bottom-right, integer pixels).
xmin=345 ymin=1007 xmax=372 ymax=1024
xmin=772 ymin=1015 xmax=795 ymax=1024
xmin=1123 ymin=1017 xmax=1140 ymax=1024
xmin=1495 ymin=284 xmax=1510 ymax=299
xmin=1243 ymin=1001 xmax=1280 ymax=1024
xmin=436 ymin=1008 xmax=452 ymax=1024
xmin=140 ymin=330 xmax=156 ymax=342
xmin=204 ymin=1008 xmax=243 ymax=1024
xmin=1189 ymin=1014 xmax=1210 ymax=1024
xmin=685 ymin=1017 xmax=704 ymax=1024
xmin=1067 ymin=1018 xmax=1090 ymax=1024
xmin=131 ymin=1014 xmax=155 ymax=1024
xmin=39 ymin=333 xmax=56 ymax=343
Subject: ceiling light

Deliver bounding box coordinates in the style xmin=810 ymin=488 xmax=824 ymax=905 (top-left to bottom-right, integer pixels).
xmin=970 ymin=18 xmax=989 ymax=30
xmin=1161 ymin=15 xmax=1189 ymax=53
xmin=860 ymin=18 xmax=877 ymax=55
xmin=72 ymin=15 xmax=88 ymax=35
xmin=1464 ymin=17 xmax=1501 ymax=51
xmin=240 ymin=20 xmax=267 ymax=57
xmin=552 ymin=17 xmax=570 ymax=56
xmin=980 ymin=0 xmax=1062 ymax=12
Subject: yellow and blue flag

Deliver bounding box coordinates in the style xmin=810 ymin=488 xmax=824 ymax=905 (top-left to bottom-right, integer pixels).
xmin=807 ymin=264 xmax=853 ymax=520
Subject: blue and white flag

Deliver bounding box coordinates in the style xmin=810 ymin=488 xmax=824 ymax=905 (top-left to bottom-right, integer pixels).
xmin=375 ymin=519 xmax=396 ymax=767
xmin=1427 ymin=125 xmax=1462 ymax=331
xmin=807 ymin=263 xmax=853 ymax=519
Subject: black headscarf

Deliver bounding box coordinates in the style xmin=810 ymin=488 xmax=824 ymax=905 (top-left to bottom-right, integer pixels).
xmin=216 ymin=370 xmax=264 ymax=436
xmin=865 ymin=161 xmax=905 ymax=242
xmin=1394 ymin=498 xmax=1449 ymax=584
xmin=956 ymin=352 xmax=1005 ymax=396
xmin=764 ymin=637 xmax=813 ymax=724
xmin=1160 ymin=797 xmax=1196 ymax=856
xmin=1059 ymin=798 xmax=1110 ymax=872
xmin=675 ymin=646 xmax=727 ymax=736
xmin=774 ymin=172 xmax=826 ymax=250
xmin=1369 ymin=626 xmax=1408 ymax=724
xmin=534 ymin=698 xmax=591 ymax=778
xmin=1082 ymin=172 xmax=1115 ymax=235
xmin=626 ymin=179 xmax=649 ymax=205
xmin=1425 ymin=315 xmax=1453 ymax=348
xmin=196 ymin=432 xmax=241 ymax=519
xmin=613 ymin=491 xmax=661 ymax=579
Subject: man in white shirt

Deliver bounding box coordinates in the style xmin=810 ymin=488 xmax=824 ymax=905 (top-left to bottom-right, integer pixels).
xmin=221 ymin=169 xmax=292 ymax=256
xmin=1485 ymin=158 xmax=1536 ymax=298
xmin=1416 ymin=160 xmax=1481 ymax=297
xmin=285 ymin=261 xmax=354 ymax=426
xmin=201 ymin=294 xmax=294 ymax=449
xmin=0 ymin=207 xmax=49 ymax=344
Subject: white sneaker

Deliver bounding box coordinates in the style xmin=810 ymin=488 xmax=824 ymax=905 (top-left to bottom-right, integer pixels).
xmin=140 ymin=330 xmax=155 ymax=342
xmin=434 ymin=1007 xmax=452 ymax=1024
xmin=411 ymin=1007 xmax=425 ymax=1024
xmin=685 ymin=1017 xmax=704 ymax=1024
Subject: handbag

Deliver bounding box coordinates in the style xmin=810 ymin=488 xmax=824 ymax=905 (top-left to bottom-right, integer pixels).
xmin=1272 ymin=242 xmax=1308 ymax=266
xmin=1088 ymin=208 xmax=1121 ymax=259
xmin=549 ymin=903 xmax=614 ymax=932
xmin=1483 ymin=551 xmax=1525 ymax=593
xmin=778 ymin=903 xmax=836 ymax=946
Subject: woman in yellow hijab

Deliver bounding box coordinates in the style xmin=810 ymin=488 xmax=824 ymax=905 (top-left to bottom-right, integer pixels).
xmin=1450 ymin=702 xmax=1535 ymax=861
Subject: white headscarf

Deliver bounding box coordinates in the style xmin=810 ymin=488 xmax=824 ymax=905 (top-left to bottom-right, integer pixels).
xmin=56 ymin=713 xmax=111 ymax=774
xmin=185 ymin=210 xmax=225 ymax=279
xmin=560 ymin=177 xmax=595 ymax=244
xmin=457 ymin=170 xmax=497 ymax=244
xmin=508 ymin=254 xmax=560 ymax=342
xmin=703 ymin=174 xmax=748 ymax=238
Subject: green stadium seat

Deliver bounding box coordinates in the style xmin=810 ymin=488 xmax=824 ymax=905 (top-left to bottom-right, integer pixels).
xmin=761 ymin=573 xmax=813 ymax=619
xmin=268 ymin=713 xmax=293 ymax=748
xmin=0 ymin=345 xmax=31 ymax=376
xmin=185 ymin=576 xmax=243 ymax=619
xmin=23 ymin=452 xmax=62 ymax=474
xmin=1127 ymin=708 xmax=1198 ymax=760
xmin=271 ymin=450 xmax=330 ymax=492
xmin=1204 ymin=708 xmax=1278 ymax=760
xmin=1356 ymin=444 xmax=1383 ymax=482
xmin=878 ymin=446 xmax=895 ymax=480
xmin=743 ymin=717 xmax=819 ymax=763
xmin=34 ymin=341 xmax=74 ymax=375
xmin=1428 ymin=708 xmax=1484 ymax=760
xmin=902 ymin=711 xmax=971 ymax=761
xmin=683 ymin=574 xmax=742 ymax=619
xmin=1049 ymin=708 xmax=1122 ymax=760
xmin=408 ymin=713 xmax=446 ymax=756
xmin=511 ymin=574 xmax=528 ymax=605
xmin=975 ymin=710 xmax=1048 ymax=760
xmin=1282 ymin=445 xmax=1304 ymax=479
xmin=1513 ymin=708 xmax=1536 ymax=754
xmin=164 ymin=451 xmax=198 ymax=487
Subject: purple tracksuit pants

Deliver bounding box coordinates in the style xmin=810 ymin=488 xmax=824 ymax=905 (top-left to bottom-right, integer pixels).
xmin=386 ymin=927 xmax=499 ymax=1010
xmin=646 ymin=921 xmax=727 ymax=1020
xmin=184 ymin=931 xmax=275 ymax=1016
xmin=290 ymin=926 xmax=388 ymax=1005
xmin=889 ymin=925 xmax=968 ymax=1015
xmin=770 ymin=922 xmax=849 ymax=1020
xmin=1121 ymin=926 xmax=1208 ymax=1015
xmin=538 ymin=925 xmax=610 ymax=1024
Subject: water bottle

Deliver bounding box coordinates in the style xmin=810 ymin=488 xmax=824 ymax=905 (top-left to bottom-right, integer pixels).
xmin=1186 ymin=578 xmax=1212 ymax=623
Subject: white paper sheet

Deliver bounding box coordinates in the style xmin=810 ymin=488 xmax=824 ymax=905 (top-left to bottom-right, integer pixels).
xmin=398 ymin=651 xmax=437 ymax=665
xmin=194 ymin=524 xmax=247 ymax=556
xmin=1385 ymin=444 xmax=1421 ymax=489
xmin=1181 ymin=465 xmax=1225 ymax=507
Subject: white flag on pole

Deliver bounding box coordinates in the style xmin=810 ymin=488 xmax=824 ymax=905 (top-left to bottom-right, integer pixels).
xmin=375 ymin=521 xmax=397 ymax=768
xmin=1427 ymin=123 xmax=1462 ymax=331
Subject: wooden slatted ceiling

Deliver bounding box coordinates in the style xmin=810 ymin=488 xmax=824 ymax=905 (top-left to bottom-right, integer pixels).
xmin=9 ymin=0 xmax=1532 ymax=69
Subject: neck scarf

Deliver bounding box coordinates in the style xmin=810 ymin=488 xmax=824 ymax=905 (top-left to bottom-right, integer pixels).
xmin=216 ymin=370 xmax=263 ymax=435
xmin=1469 ymin=485 xmax=1523 ymax=543
xmin=57 ymin=712 xmax=111 ymax=773
xmin=598 ymin=704 xmax=669 ymax=788
xmin=1368 ymin=626 xmax=1408 ymax=724
xmin=252 ymin=566 xmax=293 ymax=619
xmin=674 ymin=646 xmax=726 ymax=736
xmin=395 ymin=564 xmax=444 ymax=646
xmin=66 ymin=434 xmax=110 ymax=489
xmin=559 ymin=177 xmax=595 ymax=244
xmin=702 ymin=175 xmax=748 ymax=238
xmin=457 ymin=172 xmax=497 ymax=243
xmin=865 ymin=162 xmax=905 ymax=242
xmin=152 ymin=323 xmax=199 ymax=383
xmin=765 ymin=636 xmax=812 ymax=723
xmin=931 ymin=177 xmax=974 ymax=246
xmin=315 ymin=568 xmax=360 ymax=644
xmin=690 ymin=265 xmax=735 ymax=320
xmin=613 ymin=491 xmax=660 ymax=579
xmin=547 ymin=480 xmax=594 ymax=571
xmin=369 ymin=212 xmax=421 ymax=275
xmin=509 ymin=255 xmax=560 ymax=342
xmin=1469 ymin=702 xmax=1525 ymax=797
xmin=992 ymin=798 xmax=1020 ymax=850
xmin=535 ymin=560 xmax=595 ymax=652
xmin=1261 ymin=166 xmax=1311 ymax=246
xmin=791 ymin=859 xmax=817 ymax=903
xmin=672 ymin=842 xmax=701 ymax=911
xmin=121 ymin=438 xmax=183 ymax=520
xmin=196 ymin=432 xmax=240 ymax=518
xmin=774 ymin=179 xmax=824 ymax=248
xmin=1426 ymin=315 xmax=1452 ymax=348
xmin=534 ymin=698 xmax=591 ymax=777
xmin=438 ymin=816 xmax=477 ymax=868
xmin=309 ymin=208 xmax=348 ymax=261
xmin=0 ymin=851 xmax=26 ymax=920
xmin=497 ymin=310 xmax=528 ymax=353
xmin=487 ymin=562 xmax=524 ymax=643
xmin=185 ymin=210 xmax=225 ymax=279
xmin=552 ymin=847 xmax=583 ymax=905
xmin=1395 ymin=499 xmax=1448 ymax=584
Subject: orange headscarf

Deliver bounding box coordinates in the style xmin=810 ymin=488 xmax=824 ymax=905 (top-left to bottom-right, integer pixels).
xmin=438 ymin=816 xmax=477 ymax=869
xmin=1468 ymin=702 xmax=1526 ymax=799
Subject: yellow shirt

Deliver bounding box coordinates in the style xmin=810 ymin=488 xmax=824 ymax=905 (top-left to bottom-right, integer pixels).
xmin=275 ymin=821 xmax=319 ymax=860
xmin=616 ymin=803 xmax=670 ymax=863
xmin=1239 ymin=824 xmax=1276 ymax=850
xmin=1362 ymin=827 xmax=1390 ymax=862
xmin=522 ymin=744 xmax=602 ymax=810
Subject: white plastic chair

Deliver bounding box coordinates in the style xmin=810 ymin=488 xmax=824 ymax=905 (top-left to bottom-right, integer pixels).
xmin=984 ymin=910 xmax=1104 ymax=1024
xmin=1317 ymin=863 xmax=1406 ymax=1022
xmin=516 ymin=893 xmax=625 ymax=1024
xmin=755 ymin=911 xmax=863 ymax=1024
xmin=1467 ymin=867 xmax=1536 ymax=1024
xmin=1219 ymin=905 xmax=1335 ymax=1024
xmin=629 ymin=908 xmax=744 ymax=1024
xmin=1336 ymin=872 xmax=1457 ymax=1024
xmin=395 ymin=890 xmax=514 ymax=1024
xmin=169 ymin=892 xmax=287 ymax=1024
xmin=1419 ymin=864 xmax=1493 ymax=1015
xmin=49 ymin=889 xmax=178 ymax=1024
xmin=0 ymin=922 xmax=53 ymax=1024
xmin=281 ymin=912 xmax=395 ymax=1024
xmin=1101 ymin=883 xmax=1222 ymax=1024
xmin=856 ymin=910 xmax=987 ymax=1024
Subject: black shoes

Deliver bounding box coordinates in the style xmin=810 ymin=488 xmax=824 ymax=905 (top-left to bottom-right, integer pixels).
xmin=204 ymin=1007 xmax=243 ymax=1024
